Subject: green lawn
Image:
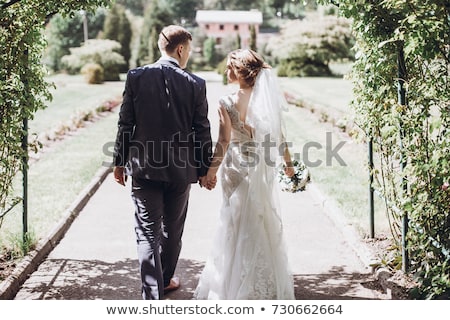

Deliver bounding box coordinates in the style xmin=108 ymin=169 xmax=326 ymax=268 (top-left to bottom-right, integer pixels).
xmin=30 ymin=74 xmax=123 ymax=135
xmin=278 ymin=76 xmax=354 ymax=119
xmin=280 ymin=80 xmax=390 ymax=238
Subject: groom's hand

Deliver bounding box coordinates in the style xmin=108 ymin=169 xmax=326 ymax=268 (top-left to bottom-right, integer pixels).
xmin=199 ymin=176 xmax=207 ymax=188
xmin=114 ymin=166 xmax=127 ymax=186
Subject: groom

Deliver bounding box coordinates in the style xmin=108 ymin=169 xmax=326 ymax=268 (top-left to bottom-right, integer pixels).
xmin=113 ymin=25 xmax=212 ymax=300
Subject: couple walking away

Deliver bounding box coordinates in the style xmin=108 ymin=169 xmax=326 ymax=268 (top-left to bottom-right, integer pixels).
xmin=113 ymin=25 xmax=295 ymax=300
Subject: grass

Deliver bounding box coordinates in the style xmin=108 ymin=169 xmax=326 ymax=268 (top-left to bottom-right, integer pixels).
xmin=0 ymin=76 xmax=123 ymax=253
xmin=281 ymin=83 xmax=390 ymax=238
xmin=278 ymin=76 xmax=355 ymax=120
xmin=30 ymin=74 xmax=123 ymax=135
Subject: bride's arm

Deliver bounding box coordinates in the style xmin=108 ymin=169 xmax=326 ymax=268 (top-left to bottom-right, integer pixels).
xmin=282 ymin=139 xmax=295 ymax=178
xmin=283 ymin=148 xmax=295 ymax=178
xmin=205 ymin=105 xmax=231 ymax=188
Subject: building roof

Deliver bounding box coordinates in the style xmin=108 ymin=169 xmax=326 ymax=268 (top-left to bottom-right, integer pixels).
xmin=195 ymin=10 xmax=263 ymax=24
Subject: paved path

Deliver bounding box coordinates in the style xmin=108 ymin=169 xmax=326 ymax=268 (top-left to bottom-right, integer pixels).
xmin=13 ymin=73 xmax=387 ymax=300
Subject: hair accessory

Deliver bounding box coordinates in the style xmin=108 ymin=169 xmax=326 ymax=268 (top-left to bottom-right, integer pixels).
xmin=161 ymin=31 xmax=171 ymax=44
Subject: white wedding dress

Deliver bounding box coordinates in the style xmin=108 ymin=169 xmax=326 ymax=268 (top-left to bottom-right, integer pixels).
xmin=194 ymin=70 xmax=295 ymax=300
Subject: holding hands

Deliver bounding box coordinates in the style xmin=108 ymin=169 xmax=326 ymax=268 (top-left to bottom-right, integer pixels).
xmin=199 ymin=104 xmax=231 ymax=191
xmin=199 ymin=172 xmax=217 ymax=190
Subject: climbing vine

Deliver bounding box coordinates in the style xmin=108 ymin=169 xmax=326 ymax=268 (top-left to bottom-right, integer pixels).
xmin=0 ymin=1 xmax=110 ymax=220
xmin=319 ymin=0 xmax=450 ymax=298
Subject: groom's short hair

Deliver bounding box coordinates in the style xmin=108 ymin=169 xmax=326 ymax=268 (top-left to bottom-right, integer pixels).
xmin=158 ymin=25 xmax=192 ymax=54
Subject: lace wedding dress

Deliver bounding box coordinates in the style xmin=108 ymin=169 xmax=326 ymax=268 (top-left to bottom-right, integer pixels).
xmin=194 ymin=70 xmax=295 ymax=299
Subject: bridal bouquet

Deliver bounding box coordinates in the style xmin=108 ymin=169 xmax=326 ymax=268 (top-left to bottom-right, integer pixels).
xmin=278 ymin=159 xmax=311 ymax=193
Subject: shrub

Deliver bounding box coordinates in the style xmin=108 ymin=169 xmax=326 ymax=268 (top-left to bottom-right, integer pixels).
xmin=203 ymin=37 xmax=218 ymax=68
xmin=267 ymin=14 xmax=354 ymax=77
xmin=61 ymin=39 xmax=126 ymax=81
xmin=81 ymin=63 xmax=104 ymax=84
xmin=216 ymin=57 xmax=228 ymax=85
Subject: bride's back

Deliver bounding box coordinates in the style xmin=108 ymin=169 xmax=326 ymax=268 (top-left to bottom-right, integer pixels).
xmin=233 ymin=87 xmax=253 ymax=135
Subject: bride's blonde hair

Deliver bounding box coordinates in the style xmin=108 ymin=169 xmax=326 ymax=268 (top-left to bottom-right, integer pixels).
xmin=227 ymin=49 xmax=270 ymax=87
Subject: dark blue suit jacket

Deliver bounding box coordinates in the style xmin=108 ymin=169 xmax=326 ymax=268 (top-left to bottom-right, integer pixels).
xmin=113 ymin=59 xmax=212 ymax=184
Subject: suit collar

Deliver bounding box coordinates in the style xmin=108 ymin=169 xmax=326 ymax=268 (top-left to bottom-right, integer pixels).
xmin=157 ymin=56 xmax=180 ymax=68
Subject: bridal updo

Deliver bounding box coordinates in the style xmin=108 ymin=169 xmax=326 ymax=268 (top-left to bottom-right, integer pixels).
xmin=226 ymin=49 xmax=270 ymax=87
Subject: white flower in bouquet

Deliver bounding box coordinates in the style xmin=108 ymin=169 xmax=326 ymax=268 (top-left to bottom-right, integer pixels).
xmin=278 ymin=159 xmax=311 ymax=193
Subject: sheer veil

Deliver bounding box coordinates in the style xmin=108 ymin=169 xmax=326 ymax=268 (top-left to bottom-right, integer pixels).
xmin=246 ymin=67 xmax=288 ymax=174
xmin=244 ymin=67 xmax=294 ymax=298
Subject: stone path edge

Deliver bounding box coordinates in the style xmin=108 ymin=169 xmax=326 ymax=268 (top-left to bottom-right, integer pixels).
xmin=0 ymin=166 xmax=113 ymax=300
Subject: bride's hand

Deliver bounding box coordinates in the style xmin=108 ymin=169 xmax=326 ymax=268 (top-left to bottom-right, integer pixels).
xmin=206 ymin=173 xmax=217 ymax=190
xmin=284 ymin=163 xmax=295 ymax=178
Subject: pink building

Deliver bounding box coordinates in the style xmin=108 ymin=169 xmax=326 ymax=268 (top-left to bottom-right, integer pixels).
xmin=195 ymin=10 xmax=263 ymax=49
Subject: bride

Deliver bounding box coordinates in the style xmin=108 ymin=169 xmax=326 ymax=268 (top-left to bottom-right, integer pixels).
xmin=195 ymin=49 xmax=296 ymax=300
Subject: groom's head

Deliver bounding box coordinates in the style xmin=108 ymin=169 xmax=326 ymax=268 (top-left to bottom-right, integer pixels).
xmin=158 ymin=25 xmax=192 ymax=69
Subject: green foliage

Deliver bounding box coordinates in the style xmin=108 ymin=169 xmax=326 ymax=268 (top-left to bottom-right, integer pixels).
xmin=265 ymin=0 xmax=317 ymax=19
xmin=81 ymin=63 xmax=104 ymax=84
xmin=277 ymin=56 xmax=332 ymax=77
xmin=61 ymin=39 xmax=126 ymax=81
xmin=249 ymin=24 xmax=257 ymax=51
xmin=4 ymin=231 xmax=37 ymax=259
xmin=203 ymin=37 xmax=218 ymax=67
xmin=204 ymin=0 xmax=285 ymax=12
xmin=103 ymin=3 xmax=132 ymax=70
xmin=319 ymin=0 xmax=450 ymax=299
xmin=137 ymin=0 xmax=174 ymax=66
xmin=216 ymin=57 xmax=228 ymax=85
xmin=165 ymin=0 xmax=203 ymax=24
xmin=44 ymin=8 xmax=107 ymax=72
xmin=116 ymin=0 xmax=146 ymax=16
xmin=267 ymin=14 xmax=354 ymax=77
xmin=0 ymin=0 xmax=110 ymax=236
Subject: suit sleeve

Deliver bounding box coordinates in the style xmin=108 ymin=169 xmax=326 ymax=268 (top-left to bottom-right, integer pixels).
xmin=113 ymin=71 xmax=135 ymax=167
xmin=192 ymin=80 xmax=212 ymax=177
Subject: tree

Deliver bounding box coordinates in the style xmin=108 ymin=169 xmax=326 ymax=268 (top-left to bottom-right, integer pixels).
xmin=165 ymin=0 xmax=203 ymax=24
xmin=44 ymin=8 xmax=107 ymax=72
xmin=203 ymin=37 xmax=218 ymax=67
xmin=319 ymin=0 xmax=450 ymax=299
xmin=137 ymin=0 xmax=174 ymax=66
xmin=203 ymin=0 xmax=261 ymax=10
xmin=116 ymin=0 xmax=146 ymax=16
xmin=249 ymin=24 xmax=257 ymax=51
xmin=267 ymin=14 xmax=354 ymax=76
xmin=103 ymin=3 xmax=132 ymax=70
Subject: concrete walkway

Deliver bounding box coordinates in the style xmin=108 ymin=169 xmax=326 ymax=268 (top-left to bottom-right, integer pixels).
xmin=13 ymin=170 xmax=385 ymax=300
xmin=10 ymin=72 xmax=388 ymax=300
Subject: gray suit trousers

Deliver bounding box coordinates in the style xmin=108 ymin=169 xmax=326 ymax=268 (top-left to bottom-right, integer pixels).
xmin=131 ymin=177 xmax=190 ymax=300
